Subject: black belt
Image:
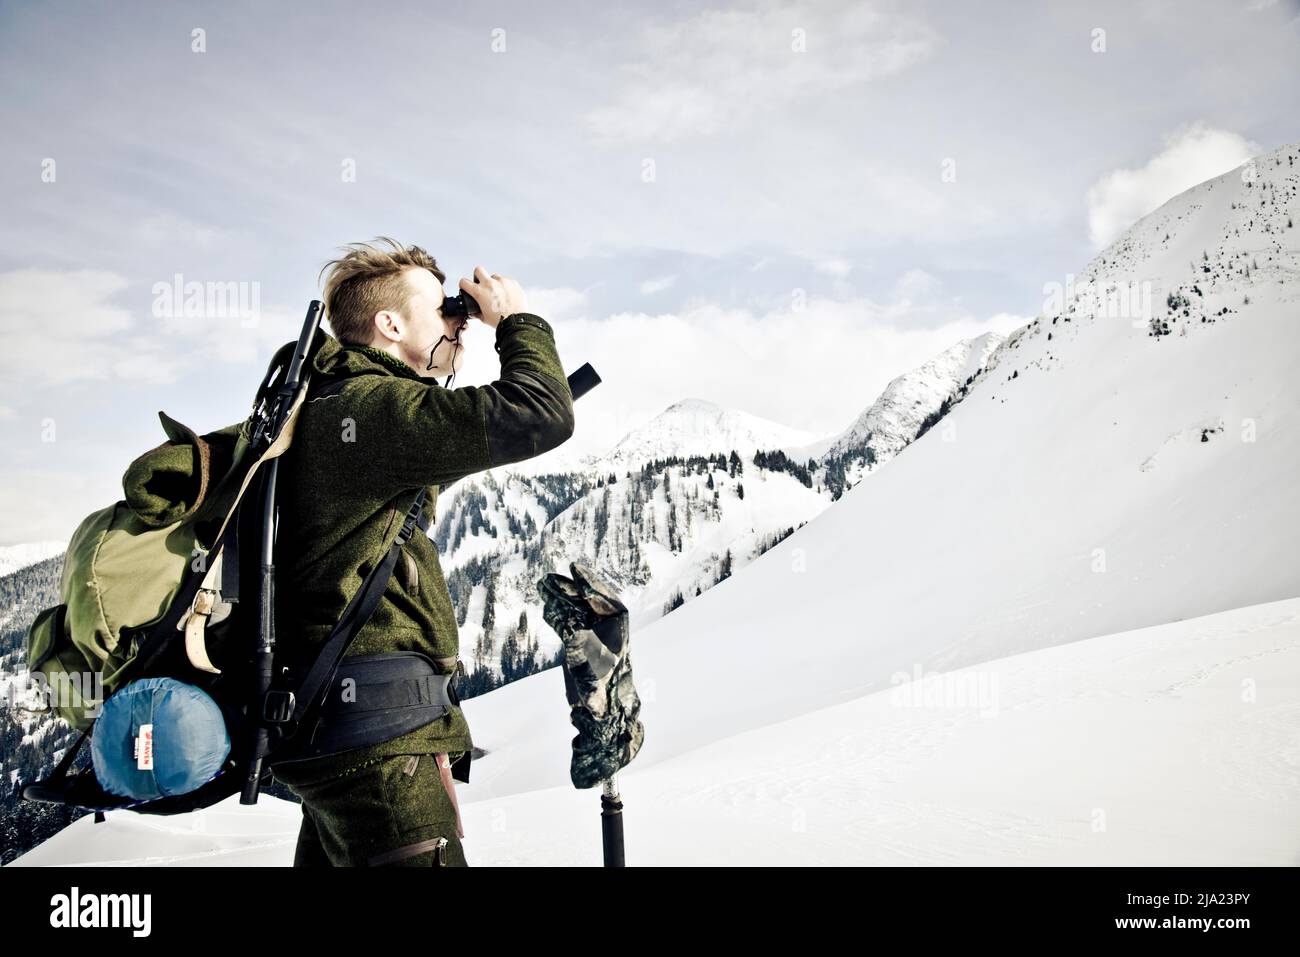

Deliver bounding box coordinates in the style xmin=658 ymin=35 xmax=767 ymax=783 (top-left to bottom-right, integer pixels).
xmin=269 ymin=651 xmax=456 ymax=766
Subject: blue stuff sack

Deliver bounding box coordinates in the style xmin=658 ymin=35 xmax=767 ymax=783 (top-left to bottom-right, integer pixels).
xmin=91 ymin=677 xmax=231 ymax=800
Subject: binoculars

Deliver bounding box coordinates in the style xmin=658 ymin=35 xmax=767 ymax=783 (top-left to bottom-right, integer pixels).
xmin=441 ymin=272 xmax=488 ymax=320
xmin=440 ymin=290 xmax=482 ymax=320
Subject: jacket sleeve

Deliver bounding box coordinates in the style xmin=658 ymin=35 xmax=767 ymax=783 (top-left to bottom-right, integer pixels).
xmin=352 ymin=312 xmax=575 ymax=491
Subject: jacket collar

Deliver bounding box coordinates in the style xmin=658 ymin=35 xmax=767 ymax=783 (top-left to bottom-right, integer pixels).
xmin=310 ymin=333 xmax=436 ymax=384
xmin=349 ymin=343 xmax=426 ymax=381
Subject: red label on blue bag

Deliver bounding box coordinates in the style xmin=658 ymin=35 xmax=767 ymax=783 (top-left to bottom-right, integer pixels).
xmin=136 ymin=723 xmax=154 ymax=770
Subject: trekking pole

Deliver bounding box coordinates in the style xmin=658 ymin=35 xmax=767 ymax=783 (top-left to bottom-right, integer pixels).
xmin=601 ymin=775 xmax=625 ymax=867
xmin=536 ymin=562 xmax=644 ymax=867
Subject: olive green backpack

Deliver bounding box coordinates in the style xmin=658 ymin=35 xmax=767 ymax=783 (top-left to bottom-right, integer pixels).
xmin=25 ymin=410 xmax=258 ymax=731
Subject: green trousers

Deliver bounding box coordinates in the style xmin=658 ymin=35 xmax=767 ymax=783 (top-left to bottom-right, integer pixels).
xmin=275 ymin=752 xmax=468 ymax=867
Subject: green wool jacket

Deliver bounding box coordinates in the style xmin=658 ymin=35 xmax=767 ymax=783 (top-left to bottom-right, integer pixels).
xmin=270 ymin=312 xmax=574 ymax=784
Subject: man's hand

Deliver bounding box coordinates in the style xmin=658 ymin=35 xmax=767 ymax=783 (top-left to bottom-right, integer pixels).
xmin=460 ymin=265 xmax=527 ymax=329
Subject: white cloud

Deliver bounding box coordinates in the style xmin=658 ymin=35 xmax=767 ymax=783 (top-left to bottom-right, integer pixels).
xmin=0 ymin=269 xmax=146 ymax=388
xmin=0 ymin=468 xmax=120 ymax=544
xmin=151 ymin=305 xmax=299 ymax=366
xmin=0 ymin=268 xmax=300 ymax=398
xmin=639 ymin=274 xmax=678 ymax=294
xmin=892 ymin=268 xmax=941 ymax=303
xmin=134 ymin=213 xmax=224 ymax=248
xmin=585 ymin=0 xmax=937 ymax=144
xmin=1086 ymin=124 xmax=1259 ymax=248
xmin=815 ymin=259 xmax=853 ymax=278
xmin=526 ymin=286 xmax=589 ymax=320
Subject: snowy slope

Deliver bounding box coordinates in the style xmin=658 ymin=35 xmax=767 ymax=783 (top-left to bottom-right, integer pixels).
xmin=444 ymin=597 xmax=1300 ymax=866
xmin=11 ymin=597 xmax=1296 ymax=866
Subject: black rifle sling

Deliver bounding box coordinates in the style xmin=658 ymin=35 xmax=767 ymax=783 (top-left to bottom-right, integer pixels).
xmin=221 ymin=500 xmax=241 ymax=602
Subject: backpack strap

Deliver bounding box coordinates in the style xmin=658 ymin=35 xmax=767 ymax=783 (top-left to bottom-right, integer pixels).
xmin=42 ymin=727 xmax=91 ymax=789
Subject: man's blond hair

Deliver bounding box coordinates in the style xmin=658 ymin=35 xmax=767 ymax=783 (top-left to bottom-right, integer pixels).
xmin=319 ymin=237 xmax=445 ymax=345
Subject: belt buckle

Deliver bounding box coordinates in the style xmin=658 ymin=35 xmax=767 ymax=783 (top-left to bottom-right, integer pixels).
xmin=263 ymin=688 xmax=296 ymax=723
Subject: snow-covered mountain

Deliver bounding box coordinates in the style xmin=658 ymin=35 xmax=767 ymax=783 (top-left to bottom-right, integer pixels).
xmin=9 ymin=142 xmax=1300 ymax=866
xmin=0 ymin=542 xmax=66 ymax=579
xmin=598 ymin=398 xmax=832 ymax=472
xmin=783 ymin=331 xmax=1005 ymax=485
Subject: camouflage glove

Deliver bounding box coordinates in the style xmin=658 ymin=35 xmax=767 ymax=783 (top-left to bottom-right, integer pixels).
xmin=536 ymin=562 xmax=645 ymax=789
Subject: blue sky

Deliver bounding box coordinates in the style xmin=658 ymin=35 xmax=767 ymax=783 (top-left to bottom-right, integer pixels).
xmin=1 ymin=0 xmax=1297 ymax=543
